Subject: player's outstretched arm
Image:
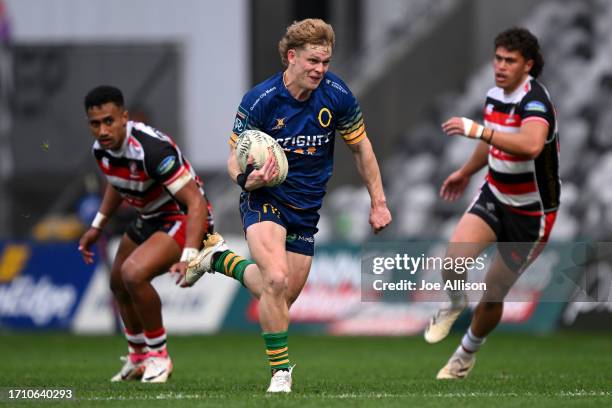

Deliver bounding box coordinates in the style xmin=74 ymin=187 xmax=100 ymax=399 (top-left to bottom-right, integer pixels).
xmin=347 ymin=137 xmax=392 ymax=233
xmin=78 ymin=183 xmax=123 ymax=264
xmin=442 ymin=116 xmax=548 ymax=158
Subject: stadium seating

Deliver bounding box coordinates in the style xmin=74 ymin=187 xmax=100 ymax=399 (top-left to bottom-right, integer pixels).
xmin=321 ymin=0 xmax=612 ymax=242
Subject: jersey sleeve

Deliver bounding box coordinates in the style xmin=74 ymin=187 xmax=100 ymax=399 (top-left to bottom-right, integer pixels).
xmin=518 ymin=88 xmax=554 ymax=127
xmin=336 ymin=88 xmax=367 ymax=145
xmin=143 ymin=142 xmax=192 ymax=195
xmin=229 ymin=93 xmax=265 ymax=148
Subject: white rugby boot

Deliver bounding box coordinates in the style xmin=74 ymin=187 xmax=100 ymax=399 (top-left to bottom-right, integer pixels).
xmin=424 ymin=295 xmax=468 ymax=344
xmin=141 ymin=352 xmax=173 ymax=383
xmin=183 ymin=233 xmax=228 ymax=287
xmin=110 ymin=355 xmax=146 ymax=382
xmin=266 ymin=366 xmax=294 ymax=393
xmin=436 ymin=354 xmax=476 ymax=379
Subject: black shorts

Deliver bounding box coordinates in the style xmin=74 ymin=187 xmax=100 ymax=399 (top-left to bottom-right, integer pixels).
xmin=126 ymin=213 xmax=213 ymax=249
xmin=468 ymin=184 xmax=557 ymax=272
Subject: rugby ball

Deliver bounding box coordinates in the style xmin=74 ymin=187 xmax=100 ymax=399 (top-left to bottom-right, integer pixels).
xmin=235 ymin=130 xmax=288 ymax=187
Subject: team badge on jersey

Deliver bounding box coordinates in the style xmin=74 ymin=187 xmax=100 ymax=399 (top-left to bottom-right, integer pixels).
xmin=525 ymin=101 xmax=547 ymax=113
xmin=318 ymin=107 xmax=332 ymax=128
xmin=102 ymin=157 xmax=110 ymax=169
xmin=157 ymin=155 xmax=176 ymax=175
xmin=272 ymin=117 xmax=286 ymax=130
xmin=129 ymin=161 xmax=139 ymax=175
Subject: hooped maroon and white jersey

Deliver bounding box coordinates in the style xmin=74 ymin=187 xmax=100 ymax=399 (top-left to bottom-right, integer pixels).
xmin=93 ymin=121 xmax=213 ymax=223
xmin=483 ymin=76 xmax=560 ymax=213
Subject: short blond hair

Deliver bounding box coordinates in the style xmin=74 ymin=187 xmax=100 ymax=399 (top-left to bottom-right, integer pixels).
xmin=278 ymin=18 xmax=335 ymax=67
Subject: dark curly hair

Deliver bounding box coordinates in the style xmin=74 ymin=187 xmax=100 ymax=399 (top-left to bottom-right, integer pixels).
xmin=494 ymin=27 xmax=544 ymax=78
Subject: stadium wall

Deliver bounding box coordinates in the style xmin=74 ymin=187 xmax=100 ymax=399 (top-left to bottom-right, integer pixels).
xmin=4 ymin=0 xmax=248 ymax=170
xmin=1 ymin=239 xmax=598 ymax=335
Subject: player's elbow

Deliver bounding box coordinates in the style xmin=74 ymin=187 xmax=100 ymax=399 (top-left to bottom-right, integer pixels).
xmin=524 ymin=143 xmax=544 ymax=160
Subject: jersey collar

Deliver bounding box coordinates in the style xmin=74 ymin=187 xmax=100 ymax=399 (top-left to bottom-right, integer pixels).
xmin=501 ymin=75 xmax=533 ymax=101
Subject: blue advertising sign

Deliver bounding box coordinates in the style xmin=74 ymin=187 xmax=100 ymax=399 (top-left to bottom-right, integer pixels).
xmin=0 ymin=241 xmax=97 ymax=329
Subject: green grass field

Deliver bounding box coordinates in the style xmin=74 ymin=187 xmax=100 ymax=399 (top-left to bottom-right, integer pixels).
xmin=1 ymin=332 xmax=611 ymax=407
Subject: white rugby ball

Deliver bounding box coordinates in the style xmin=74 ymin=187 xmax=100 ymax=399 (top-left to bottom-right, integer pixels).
xmin=235 ymin=129 xmax=288 ymax=187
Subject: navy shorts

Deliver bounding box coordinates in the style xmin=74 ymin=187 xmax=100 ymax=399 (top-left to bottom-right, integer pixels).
xmin=468 ymin=184 xmax=557 ymax=272
xmin=239 ymin=191 xmax=319 ymax=256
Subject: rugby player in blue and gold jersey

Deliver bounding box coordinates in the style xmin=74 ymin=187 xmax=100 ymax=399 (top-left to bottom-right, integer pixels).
xmin=183 ymin=18 xmax=391 ymax=393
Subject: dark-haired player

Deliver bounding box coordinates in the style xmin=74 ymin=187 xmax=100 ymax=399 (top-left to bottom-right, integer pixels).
xmin=78 ymin=85 xmax=213 ymax=382
xmin=424 ymin=27 xmax=560 ymax=379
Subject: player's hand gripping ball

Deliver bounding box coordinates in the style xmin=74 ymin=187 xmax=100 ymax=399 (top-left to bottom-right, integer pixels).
xmin=235 ymin=130 xmax=288 ymax=187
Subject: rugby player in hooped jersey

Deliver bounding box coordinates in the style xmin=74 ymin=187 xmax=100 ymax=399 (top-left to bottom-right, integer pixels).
xmin=78 ymin=85 xmax=213 ymax=383
xmin=183 ymin=18 xmax=392 ymax=393
xmin=424 ymin=28 xmax=560 ymax=379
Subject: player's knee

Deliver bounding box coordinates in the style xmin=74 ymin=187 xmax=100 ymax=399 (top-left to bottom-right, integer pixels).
xmin=120 ymin=260 xmax=147 ymax=290
xmin=483 ymin=283 xmax=511 ymax=301
xmin=263 ymin=269 xmax=288 ymax=297
xmin=441 ymin=254 xmax=468 ymax=279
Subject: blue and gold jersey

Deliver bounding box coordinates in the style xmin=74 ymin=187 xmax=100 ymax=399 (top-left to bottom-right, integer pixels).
xmin=230 ymin=71 xmax=366 ymax=211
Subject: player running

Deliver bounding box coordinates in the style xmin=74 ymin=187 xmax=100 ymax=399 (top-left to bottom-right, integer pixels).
xmin=78 ymin=85 xmax=213 ymax=383
xmin=182 ymin=18 xmax=392 ymax=392
xmin=424 ymin=27 xmax=560 ymax=379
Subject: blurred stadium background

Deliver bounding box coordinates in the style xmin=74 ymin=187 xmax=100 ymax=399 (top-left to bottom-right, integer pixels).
xmin=0 ymin=0 xmax=611 ymax=404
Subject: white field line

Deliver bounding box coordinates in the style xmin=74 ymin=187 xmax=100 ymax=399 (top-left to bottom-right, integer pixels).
xmin=78 ymin=390 xmax=612 ymax=401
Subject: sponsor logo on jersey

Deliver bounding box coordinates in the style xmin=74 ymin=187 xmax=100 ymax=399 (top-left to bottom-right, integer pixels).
xmin=275 ymin=131 xmax=333 ymax=149
xmin=325 ymin=79 xmax=348 ymax=94
xmin=271 ymin=117 xmax=286 ymax=130
xmin=249 ymin=86 xmax=276 ymax=111
xmin=525 ymin=101 xmax=547 ymax=113
xmin=157 ymin=156 xmax=176 ymax=175
xmin=233 ymin=106 xmax=249 ymax=134
xmin=318 ymin=107 xmax=332 ymax=128
xmin=286 ymin=233 xmax=314 ymax=244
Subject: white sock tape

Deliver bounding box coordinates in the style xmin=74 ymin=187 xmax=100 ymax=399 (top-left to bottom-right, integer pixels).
xmin=180 ymin=247 xmax=199 ymax=263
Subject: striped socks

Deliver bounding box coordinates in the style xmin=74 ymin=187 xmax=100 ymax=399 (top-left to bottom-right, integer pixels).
xmin=144 ymin=327 xmax=168 ymax=358
xmin=262 ymin=331 xmax=290 ymax=372
xmin=124 ymin=329 xmax=148 ymax=363
xmin=456 ymin=327 xmax=485 ymax=359
xmin=213 ymin=250 xmax=254 ymax=285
